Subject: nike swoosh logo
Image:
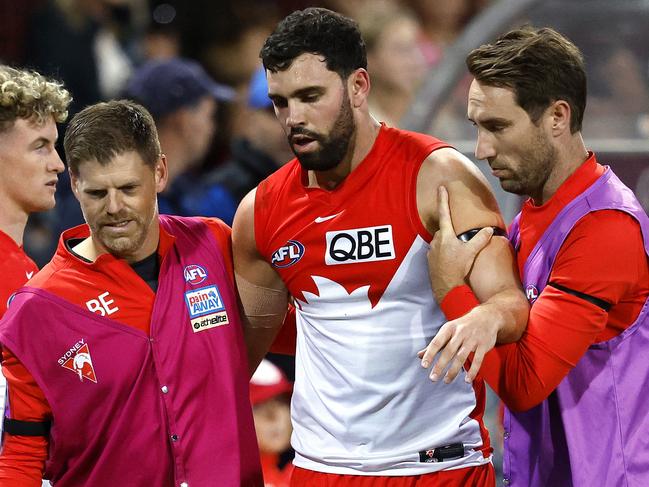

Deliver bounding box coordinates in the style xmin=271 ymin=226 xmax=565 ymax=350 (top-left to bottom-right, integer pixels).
xmin=26 ymin=271 xmax=34 ymax=279
xmin=314 ymin=211 xmax=344 ymax=223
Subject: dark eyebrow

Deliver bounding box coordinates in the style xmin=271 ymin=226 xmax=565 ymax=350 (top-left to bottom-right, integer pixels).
xmin=268 ymin=86 xmax=325 ymax=101
xmin=469 ymin=116 xmax=512 ymax=127
xmin=292 ymin=86 xmax=324 ymax=97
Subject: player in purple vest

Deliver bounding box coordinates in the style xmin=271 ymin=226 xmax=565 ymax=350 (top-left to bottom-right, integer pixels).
xmin=0 ymin=100 xmax=263 ymax=486
xmin=420 ymin=27 xmax=649 ymax=486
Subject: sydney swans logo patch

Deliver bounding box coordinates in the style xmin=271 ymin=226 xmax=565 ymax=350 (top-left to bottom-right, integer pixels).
xmin=185 ymin=285 xmax=229 ymax=332
xmin=59 ymin=339 xmax=97 ymax=383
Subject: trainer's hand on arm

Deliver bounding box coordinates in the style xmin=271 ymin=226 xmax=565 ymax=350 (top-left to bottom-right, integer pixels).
xmin=427 ymin=186 xmax=493 ymax=302
xmin=416 ymin=149 xmax=528 ymax=384
xmin=232 ymin=189 xmax=289 ymax=376
xmin=419 ymin=185 xmax=496 ymax=383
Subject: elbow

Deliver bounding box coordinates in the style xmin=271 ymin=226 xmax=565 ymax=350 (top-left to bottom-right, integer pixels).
xmin=505 ymin=398 xmax=539 ymax=413
xmin=509 ymin=308 xmax=528 ymax=342
xmin=501 ymin=389 xmax=549 ymax=412
xmin=499 ymin=293 xmax=530 ymax=343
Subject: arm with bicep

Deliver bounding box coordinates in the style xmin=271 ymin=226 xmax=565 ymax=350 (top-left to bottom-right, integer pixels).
xmin=232 ymin=190 xmax=290 ymax=376
xmin=417 ymin=149 xmax=528 ymax=383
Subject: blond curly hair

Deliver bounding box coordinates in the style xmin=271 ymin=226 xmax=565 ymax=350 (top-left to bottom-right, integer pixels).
xmin=0 ymin=65 xmax=72 ymax=132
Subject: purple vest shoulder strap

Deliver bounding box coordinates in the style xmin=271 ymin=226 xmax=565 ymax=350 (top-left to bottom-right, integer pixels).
xmin=510 ymin=168 xmax=649 ymax=290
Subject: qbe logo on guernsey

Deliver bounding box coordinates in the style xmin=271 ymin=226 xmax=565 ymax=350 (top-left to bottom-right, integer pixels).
xmin=325 ymin=225 xmax=395 ymax=265
xmin=184 ymin=285 xmax=229 ymax=332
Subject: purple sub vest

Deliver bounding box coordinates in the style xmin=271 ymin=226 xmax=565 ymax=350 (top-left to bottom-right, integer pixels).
xmin=505 ymin=169 xmax=649 ymax=486
xmin=0 ymin=215 xmax=263 ymax=487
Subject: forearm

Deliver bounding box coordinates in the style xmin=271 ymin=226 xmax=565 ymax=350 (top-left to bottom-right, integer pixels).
xmin=0 ymin=435 xmax=48 ymax=486
xmin=269 ymin=305 xmax=297 ymax=355
xmin=480 ymin=288 xmax=607 ymax=411
xmin=461 ymin=235 xmax=528 ymax=342
xmin=483 ymin=287 xmax=528 ymax=343
xmin=440 ymin=285 xmax=527 ymax=343
xmin=236 ymin=272 xmax=289 ymax=375
xmin=0 ymin=350 xmax=50 ymax=485
xmin=244 ymin=322 xmax=285 ymax=376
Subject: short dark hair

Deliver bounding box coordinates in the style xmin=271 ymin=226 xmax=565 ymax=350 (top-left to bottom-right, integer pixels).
xmin=260 ymin=7 xmax=367 ymax=79
xmin=466 ymin=26 xmax=587 ymax=133
xmin=64 ymin=100 xmax=161 ymax=175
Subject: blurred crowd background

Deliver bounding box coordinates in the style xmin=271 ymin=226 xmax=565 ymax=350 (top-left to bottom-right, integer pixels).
xmin=1 ymin=0 xmax=648 ymax=482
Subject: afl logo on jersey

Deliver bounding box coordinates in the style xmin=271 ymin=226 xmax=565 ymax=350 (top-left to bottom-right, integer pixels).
xmin=526 ymin=284 xmax=539 ymax=303
xmin=271 ymin=240 xmax=305 ymax=268
xmin=184 ymin=264 xmax=208 ymax=285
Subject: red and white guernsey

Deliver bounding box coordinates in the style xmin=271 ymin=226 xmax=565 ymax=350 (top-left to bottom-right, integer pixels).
xmin=255 ymin=125 xmax=491 ymax=475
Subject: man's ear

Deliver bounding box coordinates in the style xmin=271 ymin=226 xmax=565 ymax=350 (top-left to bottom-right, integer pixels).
xmin=348 ymin=68 xmax=371 ymax=108
xmin=549 ymin=99 xmax=572 ymax=136
xmin=155 ymin=154 xmax=169 ymax=193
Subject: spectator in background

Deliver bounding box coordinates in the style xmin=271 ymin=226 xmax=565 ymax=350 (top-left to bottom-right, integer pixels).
xmin=200 ymin=66 xmax=293 ymax=210
xmin=27 ymin=0 xmax=142 ymax=115
xmin=124 ymin=57 xmax=236 ymax=217
xmin=250 ymin=360 xmax=294 ymax=487
xmin=404 ymin=0 xmax=485 ymax=66
xmin=54 ymin=57 xmax=239 ymax=230
xmin=358 ymin=3 xmax=426 ymax=127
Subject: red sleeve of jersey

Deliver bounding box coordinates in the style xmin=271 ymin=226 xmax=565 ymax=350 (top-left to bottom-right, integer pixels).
xmin=549 ymin=210 xmax=648 ymax=340
xmin=0 ymin=348 xmax=50 ymax=484
xmin=480 ymin=211 xmax=646 ymax=411
xmin=199 ymin=217 xmax=234 ymax=286
xmin=269 ymin=304 xmax=297 ymax=355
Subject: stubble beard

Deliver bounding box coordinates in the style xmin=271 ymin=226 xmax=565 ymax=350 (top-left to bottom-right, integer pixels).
xmin=500 ymin=129 xmax=557 ymax=199
xmin=91 ymin=212 xmax=149 ymax=259
xmin=291 ymin=90 xmax=356 ymax=172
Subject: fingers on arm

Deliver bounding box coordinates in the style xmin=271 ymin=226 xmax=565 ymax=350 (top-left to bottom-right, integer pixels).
xmin=436 ymin=186 xmax=455 ymax=235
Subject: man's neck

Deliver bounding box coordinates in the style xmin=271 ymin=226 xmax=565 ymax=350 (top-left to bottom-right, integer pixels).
xmin=0 ymin=199 xmax=29 ymax=246
xmin=535 ymin=133 xmax=590 ymax=205
xmin=309 ymin=116 xmax=381 ymax=190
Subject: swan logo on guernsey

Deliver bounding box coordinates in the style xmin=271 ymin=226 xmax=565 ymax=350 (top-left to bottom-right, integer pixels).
xmin=325 ymin=224 xmax=395 ymax=265
xmin=184 ymin=264 xmax=208 ymax=285
xmin=184 ymin=285 xmax=229 ymax=332
xmin=271 ymin=240 xmax=305 ymax=268
xmin=58 ymin=339 xmax=97 ymax=383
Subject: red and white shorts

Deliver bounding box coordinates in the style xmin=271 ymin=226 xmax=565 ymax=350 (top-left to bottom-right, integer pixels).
xmin=290 ymin=463 xmax=495 ymax=487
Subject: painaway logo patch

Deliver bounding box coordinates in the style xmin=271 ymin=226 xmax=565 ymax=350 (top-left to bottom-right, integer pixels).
xmin=59 ymin=339 xmax=97 ymax=383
